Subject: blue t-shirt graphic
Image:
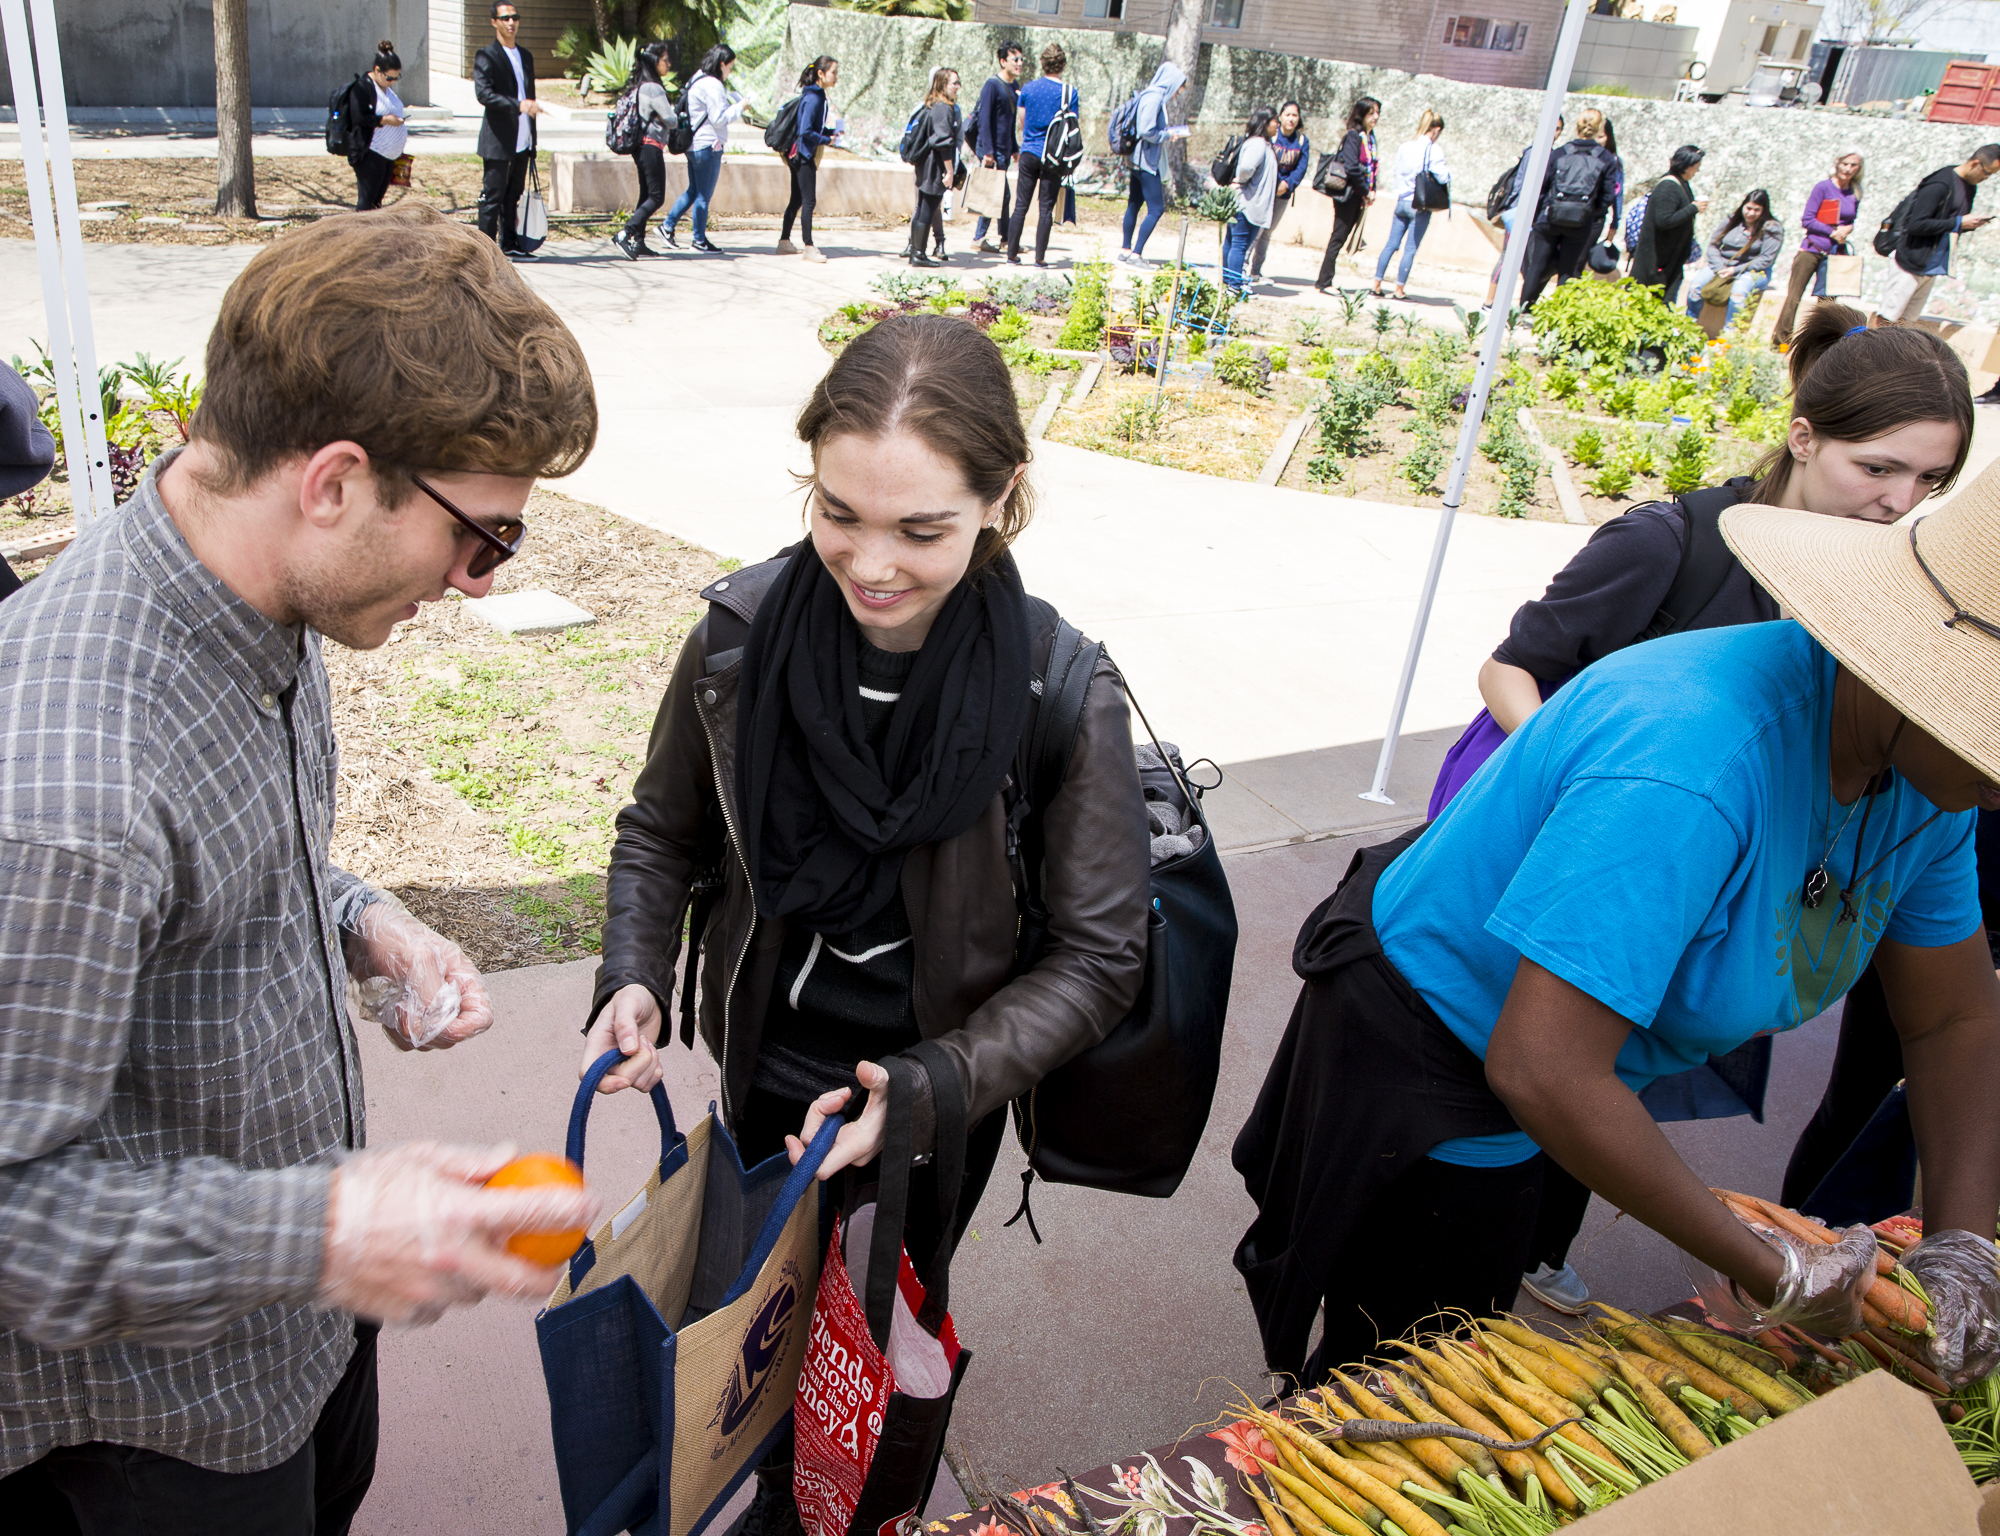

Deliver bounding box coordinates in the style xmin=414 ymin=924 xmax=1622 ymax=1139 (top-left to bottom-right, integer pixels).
xmin=1374 ymin=622 xmax=1980 ymax=1166
xmin=1018 ymin=77 xmax=1074 ymax=160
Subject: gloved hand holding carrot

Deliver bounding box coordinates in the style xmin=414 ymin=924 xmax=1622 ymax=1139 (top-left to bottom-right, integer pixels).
xmin=1689 ymin=1219 xmax=1878 ymax=1338
xmin=1903 ymin=1228 xmax=2000 ymax=1387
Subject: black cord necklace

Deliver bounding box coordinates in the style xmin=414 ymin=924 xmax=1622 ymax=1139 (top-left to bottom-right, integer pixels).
xmin=1806 ymin=716 xmax=1945 ymax=927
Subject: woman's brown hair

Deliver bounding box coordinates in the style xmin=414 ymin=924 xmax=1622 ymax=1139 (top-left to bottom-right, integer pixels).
xmin=1039 ymin=42 xmax=1066 ymax=75
xmin=924 ymin=67 xmax=957 ymax=107
xmin=796 ymin=314 xmax=1033 ymax=572
xmin=1746 ymin=301 xmax=1973 ymax=504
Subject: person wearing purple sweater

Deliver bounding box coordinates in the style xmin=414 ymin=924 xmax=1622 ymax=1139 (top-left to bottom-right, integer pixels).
xmin=1773 ymin=152 xmax=1861 ymax=350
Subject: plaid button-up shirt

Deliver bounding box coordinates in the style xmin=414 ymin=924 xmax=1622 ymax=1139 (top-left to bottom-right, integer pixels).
xmin=0 ymin=455 xmax=380 ymax=1474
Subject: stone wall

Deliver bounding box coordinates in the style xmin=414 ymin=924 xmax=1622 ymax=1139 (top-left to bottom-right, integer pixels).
xmin=775 ymin=5 xmax=2000 ymax=319
xmin=0 ymin=0 xmax=432 ymax=108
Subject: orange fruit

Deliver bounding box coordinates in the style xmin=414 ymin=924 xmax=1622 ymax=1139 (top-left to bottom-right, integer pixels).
xmin=485 ymin=1152 xmax=587 ymax=1266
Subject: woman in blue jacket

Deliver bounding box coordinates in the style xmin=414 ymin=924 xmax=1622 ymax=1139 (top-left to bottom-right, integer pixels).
xmin=778 ymin=55 xmax=841 ymax=264
xmin=1117 ymin=60 xmax=1186 ymax=267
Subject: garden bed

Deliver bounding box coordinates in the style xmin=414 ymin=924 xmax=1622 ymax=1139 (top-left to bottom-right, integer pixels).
xmin=815 ymin=263 xmax=1791 ymax=524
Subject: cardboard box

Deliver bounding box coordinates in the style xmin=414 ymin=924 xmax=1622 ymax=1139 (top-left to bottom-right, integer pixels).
xmin=1576 ymin=1372 xmax=1979 ymax=1534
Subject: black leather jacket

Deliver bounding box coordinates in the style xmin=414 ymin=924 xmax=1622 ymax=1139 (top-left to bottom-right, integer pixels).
xmin=592 ymin=556 xmax=1152 ymax=1142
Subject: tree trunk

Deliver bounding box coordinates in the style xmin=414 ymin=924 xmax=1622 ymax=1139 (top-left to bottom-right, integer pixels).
xmin=591 ymin=0 xmax=612 ymax=45
xmin=213 ymin=0 xmax=256 ymax=219
xmin=1162 ymin=0 xmax=1203 ymax=194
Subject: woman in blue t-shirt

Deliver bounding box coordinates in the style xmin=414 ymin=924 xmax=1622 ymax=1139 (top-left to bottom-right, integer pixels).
xmin=1005 ymin=42 xmax=1077 ymax=268
xmin=1234 ymin=332 xmax=2000 ymax=1388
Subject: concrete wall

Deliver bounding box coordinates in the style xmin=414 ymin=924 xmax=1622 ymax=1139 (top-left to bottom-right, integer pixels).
xmin=444 ymin=0 xmax=595 ymax=80
xmin=971 ymin=0 xmax=1568 ymax=89
xmin=551 ymin=147 xmax=921 ymax=215
xmin=1568 ymin=14 xmax=1698 ymax=97
xmin=0 ymin=0 xmax=431 ymax=109
xmin=778 ymin=7 xmax=2000 ymax=318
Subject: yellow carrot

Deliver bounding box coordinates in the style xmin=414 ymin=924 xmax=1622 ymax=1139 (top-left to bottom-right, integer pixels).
xmin=1325 ymin=1372 xmax=1474 ymax=1486
xmin=1479 ymin=1330 xmax=1599 ymax=1408
xmin=1488 ymin=1318 xmax=1613 ymax=1395
xmin=1592 ymin=1305 xmax=1762 ymax=1420
xmin=1657 ymin=1326 xmax=1808 ymax=1415
xmin=1268 ymin=1461 xmax=1379 ymax=1536
xmin=1442 ymin=1341 xmax=1627 ymax=1481
xmin=1273 ymin=1419 xmax=1383 ymax=1527
xmin=1608 ymin=1352 xmax=1713 ymax=1462
xmin=1245 ymin=1475 xmax=1307 ymax=1536
xmin=1379 ymin=1371 xmax=1503 ymax=1482
xmin=1423 ymin=1356 xmax=1579 ymax=1513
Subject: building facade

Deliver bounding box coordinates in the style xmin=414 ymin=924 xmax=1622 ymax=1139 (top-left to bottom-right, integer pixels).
xmin=969 ymin=0 xmax=1569 ymax=88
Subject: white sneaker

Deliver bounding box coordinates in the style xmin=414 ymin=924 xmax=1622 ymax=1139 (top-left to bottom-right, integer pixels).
xmin=1520 ymin=1262 xmax=1590 ymax=1315
xmin=800 ymin=245 xmax=826 ymax=264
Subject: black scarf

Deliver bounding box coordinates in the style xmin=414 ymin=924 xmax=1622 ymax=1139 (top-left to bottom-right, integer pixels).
xmin=736 ymin=541 xmax=1031 ymax=933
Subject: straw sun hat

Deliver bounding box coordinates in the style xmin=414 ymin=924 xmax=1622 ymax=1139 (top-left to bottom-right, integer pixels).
xmin=1721 ymin=465 xmax=2000 ymax=786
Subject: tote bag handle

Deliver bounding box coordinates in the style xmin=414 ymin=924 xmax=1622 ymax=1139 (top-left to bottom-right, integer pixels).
xmin=861 ymin=1041 xmax=970 ymax=1351
xmin=571 ymin=1048 xmax=682 ymax=1175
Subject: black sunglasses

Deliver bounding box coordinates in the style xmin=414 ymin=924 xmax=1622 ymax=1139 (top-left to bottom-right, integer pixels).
xmin=411 ymin=473 xmax=527 ymax=578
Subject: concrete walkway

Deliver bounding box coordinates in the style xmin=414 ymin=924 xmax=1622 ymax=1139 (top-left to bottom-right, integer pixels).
xmin=350 ymin=835 xmax=1850 ymax=1535
xmin=1 ymin=227 xmax=1595 ymax=842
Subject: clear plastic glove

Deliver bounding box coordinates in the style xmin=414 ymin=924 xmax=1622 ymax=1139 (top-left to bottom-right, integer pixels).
xmin=315 ymin=1142 xmax=600 ymax=1326
xmin=347 ymin=899 xmax=493 ymax=1050
xmin=1688 ymin=1218 xmax=1877 ymax=1337
xmin=1904 ymin=1228 xmax=2000 ymax=1388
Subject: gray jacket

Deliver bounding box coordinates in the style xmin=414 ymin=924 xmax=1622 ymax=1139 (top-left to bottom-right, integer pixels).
xmin=1704 ymin=218 xmax=1783 ymax=276
xmin=1130 ymin=60 xmax=1186 ymax=178
xmin=1235 ymin=135 xmax=1277 ymax=228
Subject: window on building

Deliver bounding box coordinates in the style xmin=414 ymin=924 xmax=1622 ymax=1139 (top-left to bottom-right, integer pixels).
xmin=1209 ymin=0 xmax=1244 ymax=27
xmin=1791 ymin=28 xmax=1811 ymax=57
xmin=1441 ymin=15 xmax=1530 ymax=49
xmin=1016 ymin=0 xmax=1061 ymax=13
xmin=1760 ymin=23 xmax=1782 ymax=53
xmin=1084 ymin=0 xmax=1126 ymax=16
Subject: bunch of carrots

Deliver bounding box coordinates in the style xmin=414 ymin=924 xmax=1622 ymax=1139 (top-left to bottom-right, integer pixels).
xmin=1708 ymin=1186 xmax=1958 ymax=1399
xmin=1216 ymin=1308 xmax=1809 ymax=1536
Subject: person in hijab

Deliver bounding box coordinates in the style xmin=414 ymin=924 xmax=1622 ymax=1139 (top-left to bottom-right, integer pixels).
xmin=1118 ymin=59 xmax=1187 ymax=267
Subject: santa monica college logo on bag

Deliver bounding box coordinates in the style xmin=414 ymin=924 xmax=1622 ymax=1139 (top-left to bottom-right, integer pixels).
xmin=708 ymin=1259 xmax=805 ymax=1455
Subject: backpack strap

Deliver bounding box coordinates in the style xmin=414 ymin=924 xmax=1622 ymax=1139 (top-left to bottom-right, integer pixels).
xmin=1004 ymin=604 xmax=1102 ymax=973
xmin=1635 ymin=485 xmax=1742 ymax=642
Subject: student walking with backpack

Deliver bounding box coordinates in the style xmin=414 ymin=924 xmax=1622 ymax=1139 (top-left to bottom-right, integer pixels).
xmin=1631 ymin=143 xmax=1708 ymax=304
xmin=1007 ymin=43 xmax=1080 ymax=268
xmin=971 ymin=43 xmax=1024 ymax=253
xmin=1116 ymin=60 xmax=1188 ymax=268
xmin=1222 ymin=107 xmax=1280 ymax=298
xmin=1481 ymin=115 xmax=1561 ymax=310
xmin=903 ymin=68 xmax=963 ymax=268
xmin=1872 ymin=145 xmax=1998 ymax=327
xmin=1248 ymin=100 xmax=1309 ymax=283
xmin=658 ymin=43 xmax=744 ymax=254
xmin=1772 ymin=152 xmax=1862 ymax=352
xmin=612 ymin=43 xmax=674 ymax=259
xmin=1419 ymin=305 xmax=1974 ymax=1316
xmin=1518 ymin=108 xmax=1617 ymax=309
xmin=342 ymin=40 xmax=408 ymax=212
xmin=584 ymin=311 xmax=1151 ymax=1536
xmin=1371 ymin=109 xmax=1450 ymax=301
xmin=1312 ymin=97 xmax=1379 ymax=294
xmin=778 ymin=56 xmax=841 ymax=263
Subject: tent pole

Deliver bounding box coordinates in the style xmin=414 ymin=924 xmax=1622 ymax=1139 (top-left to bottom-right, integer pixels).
xmin=1359 ymin=0 xmax=1592 ymax=806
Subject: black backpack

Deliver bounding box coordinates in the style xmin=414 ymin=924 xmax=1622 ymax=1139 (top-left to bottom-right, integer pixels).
xmin=1874 ymin=188 xmax=1920 ymax=257
xmin=1487 ymin=147 xmax=1529 ymax=221
xmin=1040 ymin=87 xmax=1086 ymax=179
xmin=1632 ymin=486 xmax=1753 ymax=642
xmin=1108 ymin=92 xmax=1143 ymax=156
xmin=1001 ymin=611 xmax=1239 ymax=1220
xmin=1543 ymin=143 xmax=1604 ymax=231
xmin=1210 ymin=135 xmax=1243 ymax=187
xmin=324 ymin=77 xmax=365 ymax=157
xmin=604 ymin=88 xmax=644 ymax=156
xmin=763 ymin=94 xmax=802 ymax=154
xmin=898 ymin=103 xmax=931 ymax=164
xmin=665 ymin=90 xmax=697 ymax=155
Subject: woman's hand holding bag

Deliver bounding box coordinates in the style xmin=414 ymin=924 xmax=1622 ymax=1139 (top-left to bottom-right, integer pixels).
xmin=788 ymin=1059 xmax=893 ymax=1179
xmin=578 ymin=982 xmax=667 ymax=1095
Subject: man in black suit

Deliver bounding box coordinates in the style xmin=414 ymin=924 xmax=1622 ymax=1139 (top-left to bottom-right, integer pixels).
xmin=474 ymin=2 xmax=544 ymax=258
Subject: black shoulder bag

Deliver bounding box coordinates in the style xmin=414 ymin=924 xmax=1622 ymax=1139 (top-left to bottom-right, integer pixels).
xmin=1632 ymin=484 xmax=1745 ymax=642
xmin=1002 ymin=613 xmax=1240 ymax=1229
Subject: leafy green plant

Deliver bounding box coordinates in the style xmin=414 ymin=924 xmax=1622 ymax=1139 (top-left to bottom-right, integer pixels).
xmin=1726 ymin=391 xmax=1759 ymax=426
xmin=835 ymin=0 xmax=973 ymax=18
xmin=1480 ymin=391 xmax=1541 ymax=517
xmin=1370 ymin=306 xmax=1395 ymax=348
xmin=1354 ymin=349 xmax=1402 ymax=396
xmin=574 ymin=36 xmax=638 ymax=96
xmin=1544 ymin=365 xmax=1580 ymax=402
xmin=1398 ymin=313 xmax=1422 ymax=342
xmin=1293 ymin=314 xmax=1325 ymax=348
xmin=1267 ymin=345 xmax=1290 ymax=373
xmin=1115 ymin=395 xmax=1169 ymax=444
xmin=1187 ymin=330 xmax=1207 ymax=358
xmin=1662 ymin=426 xmax=1709 ymax=493
xmin=1303 ymin=346 xmax=1339 ymax=379
xmin=1531 ymin=275 xmax=1705 ymax=369
xmin=987 ymin=305 xmax=1028 ymax=344
xmin=1453 ymin=301 xmax=1485 ymax=350
xmin=1602 ymin=378 xmax=1638 ymax=418
xmin=1620 ymin=431 xmax=1658 ymax=477
xmin=1057 ymin=257 xmax=1111 ymax=350
xmin=1569 ymin=425 xmax=1605 ymax=469
xmin=1400 ymin=426 xmax=1447 ymax=494
xmin=1335 ymin=288 xmax=1368 ymax=326
xmin=1306 ymin=364 xmax=1398 ymax=480
xmin=1002 ymin=338 xmax=1057 ymax=375
xmin=1213 ymin=341 xmax=1272 ymax=394
xmin=1588 ymin=460 xmax=1634 ymax=498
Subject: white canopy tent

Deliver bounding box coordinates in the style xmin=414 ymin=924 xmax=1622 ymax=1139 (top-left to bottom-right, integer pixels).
xmin=1361 ymin=0 xmax=1593 ymax=805
xmin=3 ymin=0 xmax=112 ymax=526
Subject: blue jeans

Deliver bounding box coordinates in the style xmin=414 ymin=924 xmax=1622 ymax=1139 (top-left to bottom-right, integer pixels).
xmin=1375 ymin=198 xmax=1432 ymax=287
xmin=1122 ymin=166 xmax=1167 ymax=255
xmin=663 ymin=146 xmax=722 ymax=241
xmin=1685 ymin=265 xmax=1773 ymax=325
xmin=1223 ymin=211 xmax=1260 ymax=292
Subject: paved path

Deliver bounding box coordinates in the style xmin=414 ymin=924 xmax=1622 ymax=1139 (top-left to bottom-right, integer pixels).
xmin=3 ymin=227 xmax=1595 ymax=841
